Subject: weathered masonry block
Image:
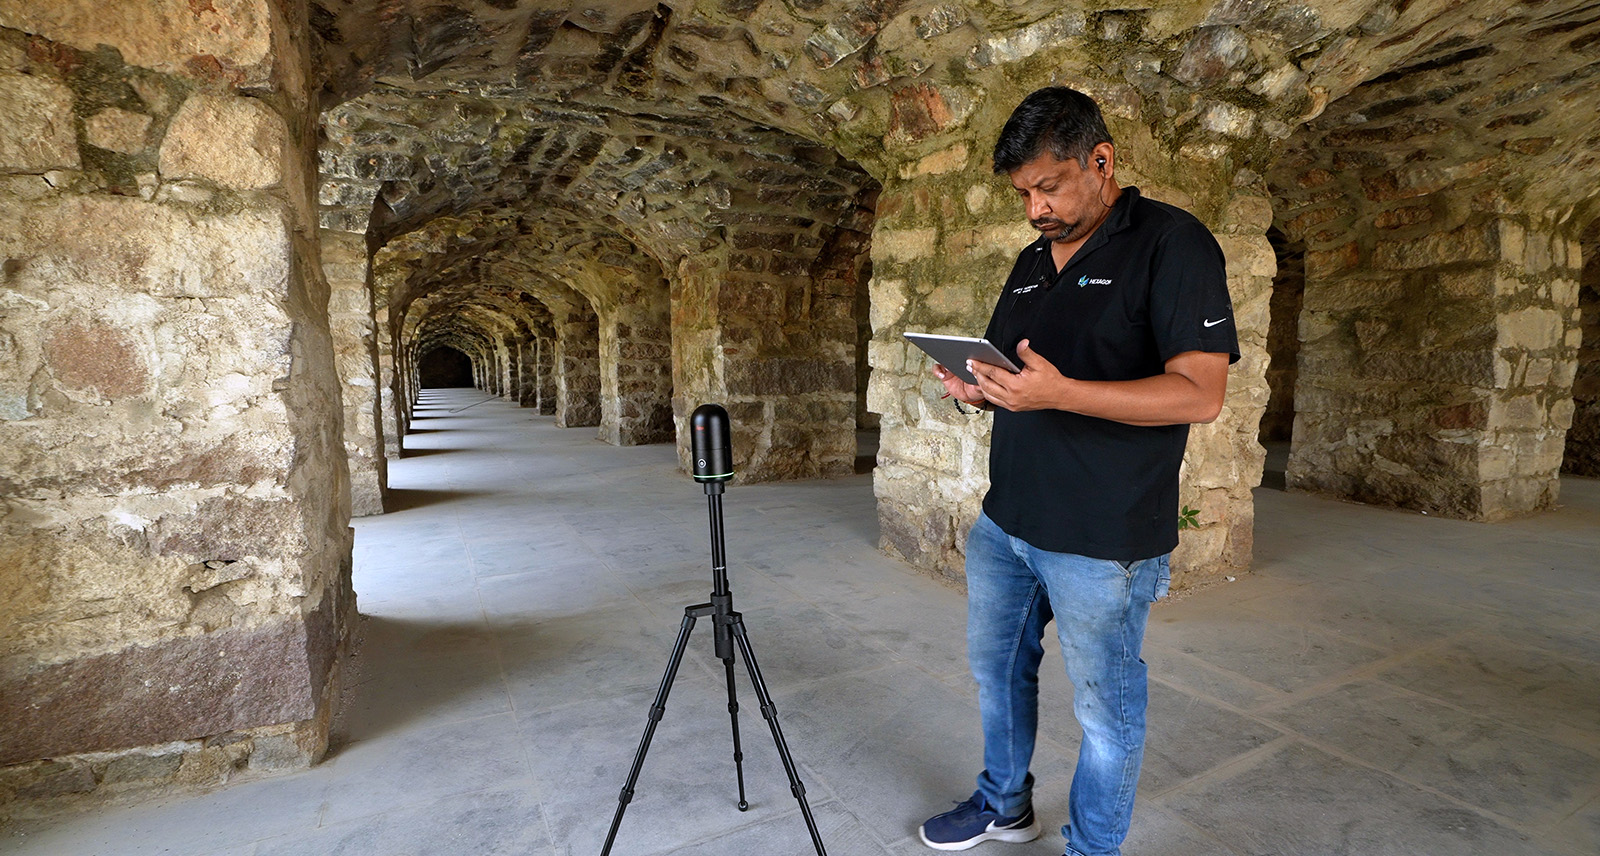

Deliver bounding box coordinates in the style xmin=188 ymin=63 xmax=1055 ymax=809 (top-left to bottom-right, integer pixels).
xmin=1288 ymin=210 xmax=1583 ymax=519
xmin=0 ymin=8 xmax=353 ymax=812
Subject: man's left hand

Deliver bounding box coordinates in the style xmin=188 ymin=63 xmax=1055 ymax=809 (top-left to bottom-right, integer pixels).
xmin=969 ymin=339 xmax=1068 ymax=412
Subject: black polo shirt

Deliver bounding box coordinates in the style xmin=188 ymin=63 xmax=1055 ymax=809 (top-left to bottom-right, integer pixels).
xmin=980 ymin=187 xmax=1239 ymax=560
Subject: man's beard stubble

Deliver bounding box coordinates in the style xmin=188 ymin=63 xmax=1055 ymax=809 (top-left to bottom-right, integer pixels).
xmin=1032 ymin=217 xmax=1084 ymax=243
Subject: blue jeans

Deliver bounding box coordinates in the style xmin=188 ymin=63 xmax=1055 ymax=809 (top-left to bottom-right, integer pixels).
xmin=965 ymin=512 xmax=1170 ymax=856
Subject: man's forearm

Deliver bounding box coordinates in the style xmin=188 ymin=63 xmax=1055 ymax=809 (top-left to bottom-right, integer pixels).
xmin=1049 ymin=372 xmax=1223 ymax=426
xmin=969 ymin=347 xmax=1229 ymax=423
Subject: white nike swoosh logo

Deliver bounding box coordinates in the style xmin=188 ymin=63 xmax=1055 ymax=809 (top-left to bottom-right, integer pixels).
xmin=1204 ymin=318 xmax=1227 ymax=327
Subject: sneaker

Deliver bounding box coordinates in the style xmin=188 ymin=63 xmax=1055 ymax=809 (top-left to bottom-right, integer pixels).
xmin=918 ymin=792 xmax=1042 ymax=851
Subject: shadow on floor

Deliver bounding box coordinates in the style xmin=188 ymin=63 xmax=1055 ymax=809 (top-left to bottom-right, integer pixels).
xmin=398 ymin=447 xmax=455 ymax=458
xmin=329 ymin=614 xmax=537 ymax=752
xmin=382 ymin=487 xmax=495 ymax=512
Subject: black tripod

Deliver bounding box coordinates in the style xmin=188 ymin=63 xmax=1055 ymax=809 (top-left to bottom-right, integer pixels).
xmin=600 ymin=407 xmax=827 ymax=856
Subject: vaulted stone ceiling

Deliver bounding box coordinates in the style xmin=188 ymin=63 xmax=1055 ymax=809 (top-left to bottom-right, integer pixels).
xmin=370 ymin=208 xmax=662 ymax=318
xmin=311 ymin=0 xmax=1600 ymax=343
xmin=1272 ymin=3 xmax=1600 ymax=240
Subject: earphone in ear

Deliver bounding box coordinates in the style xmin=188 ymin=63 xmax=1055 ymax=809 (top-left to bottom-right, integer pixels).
xmin=1096 ymin=156 xmax=1107 ymax=171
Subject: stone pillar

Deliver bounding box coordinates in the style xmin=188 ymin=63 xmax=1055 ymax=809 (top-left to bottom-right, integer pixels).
xmin=599 ymin=290 xmax=673 ymax=446
xmin=376 ymin=303 xmax=401 ymax=458
xmin=496 ymin=339 xmax=513 ymax=400
xmin=506 ymin=336 xmax=523 ymax=404
xmin=321 ymin=230 xmax=385 ymax=517
xmin=389 ymin=310 xmax=411 ymax=441
xmin=555 ymin=310 xmax=600 ymax=428
xmin=1564 ymin=232 xmax=1599 ymax=476
xmin=516 ymin=336 xmax=537 ymax=407
xmin=1289 ymin=208 xmax=1584 ymax=519
xmin=867 ymin=151 xmax=1269 ymax=586
xmin=670 ymin=224 xmax=866 ymax=482
xmin=1484 ymin=218 xmax=1583 ymax=513
xmin=536 ymin=335 xmax=556 ymax=415
xmin=0 ymin=4 xmax=352 ymax=808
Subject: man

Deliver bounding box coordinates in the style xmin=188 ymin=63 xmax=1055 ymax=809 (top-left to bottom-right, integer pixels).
xmin=919 ymin=87 xmax=1239 ymax=856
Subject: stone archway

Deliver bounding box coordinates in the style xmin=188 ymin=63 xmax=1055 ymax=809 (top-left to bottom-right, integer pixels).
xmin=1259 ymin=226 xmax=1306 ymax=489
xmin=418 ymin=345 xmax=474 ymax=388
xmin=1565 ymin=221 xmax=1600 ymax=476
xmin=1266 ymin=13 xmax=1600 ymax=520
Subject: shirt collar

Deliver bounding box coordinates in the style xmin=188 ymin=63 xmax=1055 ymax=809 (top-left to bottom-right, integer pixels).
xmin=1076 ymin=185 xmax=1140 ymax=255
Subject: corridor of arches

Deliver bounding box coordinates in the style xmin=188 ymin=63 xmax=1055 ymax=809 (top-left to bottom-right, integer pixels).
xmin=5 ymin=0 xmax=1600 ymax=841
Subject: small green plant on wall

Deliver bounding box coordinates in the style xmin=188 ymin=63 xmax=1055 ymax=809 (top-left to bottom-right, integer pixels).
xmin=1177 ymin=505 xmax=1200 ymax=530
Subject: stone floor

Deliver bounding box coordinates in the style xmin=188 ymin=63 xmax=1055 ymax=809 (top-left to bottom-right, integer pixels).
xmin=5 ymin=388 xmax=1598 ymax=856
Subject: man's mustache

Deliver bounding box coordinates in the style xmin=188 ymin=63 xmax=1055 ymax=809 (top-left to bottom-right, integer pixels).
xmin=1031 ymin=218 xmax=1066 ymax=231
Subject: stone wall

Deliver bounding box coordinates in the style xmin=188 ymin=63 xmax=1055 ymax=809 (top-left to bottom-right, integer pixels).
xmin=676 ymin=220 xmax=871 ymax=483
xmin=600 ymin=301 xmax=673 ymax=445
xmin=1565 ymin=230 xmax=1600 ymax=476
xmin=0 ymin=1 xmax=352 ymax=814
xmin=1280 ymin=201 xmax=1583 ymax=518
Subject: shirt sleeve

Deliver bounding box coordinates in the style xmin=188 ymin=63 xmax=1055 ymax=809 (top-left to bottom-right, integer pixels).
xmin=1149 ymin=219 xmax=1241 ymax=364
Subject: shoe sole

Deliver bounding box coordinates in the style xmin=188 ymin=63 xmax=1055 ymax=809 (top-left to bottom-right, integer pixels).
xmin=917 ymin=816 xmax=1042 ymax=851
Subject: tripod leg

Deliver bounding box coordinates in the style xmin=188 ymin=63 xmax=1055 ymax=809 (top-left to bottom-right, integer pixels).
xmin=730 ymin=617 xmax=829 ymax=856
xmin=601 ymin=609 xmax=699 ymax=856
xmin=722 ymin=656 xmax=749 ymax=810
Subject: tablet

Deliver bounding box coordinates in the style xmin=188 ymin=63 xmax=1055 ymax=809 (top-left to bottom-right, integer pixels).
xmin=902 ymin=333 xmax=1022 ymax=386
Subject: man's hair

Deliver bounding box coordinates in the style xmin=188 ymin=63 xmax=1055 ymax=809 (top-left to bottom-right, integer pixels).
xmin=992 ymin=87 xmax=1114 ymax=175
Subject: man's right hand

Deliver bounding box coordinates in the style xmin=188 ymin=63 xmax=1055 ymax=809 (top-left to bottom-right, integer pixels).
xmin=933 ymin=364 xmax=987 ymax=408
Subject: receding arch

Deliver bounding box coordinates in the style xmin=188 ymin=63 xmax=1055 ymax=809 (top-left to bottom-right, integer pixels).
xmin=418 ymin=345 xmax=473 ymax=388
